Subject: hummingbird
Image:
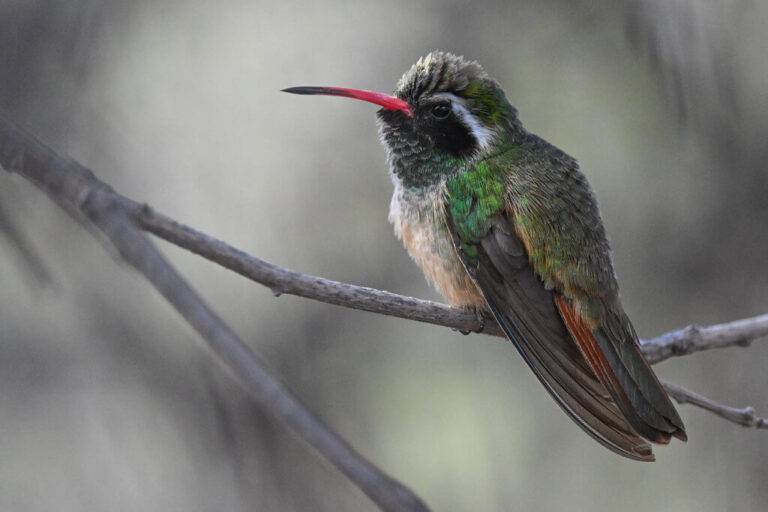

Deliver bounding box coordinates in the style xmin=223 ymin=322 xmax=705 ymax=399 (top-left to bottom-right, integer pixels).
xmin=283 ymin=51 xmax=686 ymax=461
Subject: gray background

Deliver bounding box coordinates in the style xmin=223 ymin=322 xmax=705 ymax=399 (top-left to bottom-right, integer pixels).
xmin=1 ymin=1 xmax=766 ymax=511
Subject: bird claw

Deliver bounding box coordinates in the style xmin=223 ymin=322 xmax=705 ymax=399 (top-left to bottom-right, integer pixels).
xmin=474 ymin=312 xmax=486 ymax=333
xmin=453 ymin=309 xmax=486 ymax=335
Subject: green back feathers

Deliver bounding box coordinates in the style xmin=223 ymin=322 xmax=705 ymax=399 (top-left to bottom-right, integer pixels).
xmin=446 ymin=140 xmax=616 ymax=324
xmin=500 ymin=139 xmax=618 ymax=321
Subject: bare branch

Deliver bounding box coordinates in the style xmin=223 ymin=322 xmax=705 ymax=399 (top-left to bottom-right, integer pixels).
xmin=641 ymin=315 xmax=768 ymax=364
xmin=0 ymin=116 xmax=430 ymax=512
xmin=135 ymin=206 xmax=505 ymax=337
xmin=0 ymin=111 xmax=765 ymax=492
xmin=134 ymin=201 xmax=768 ymax=434
xmin=133 ymin=204 xmax=768 ymax=368
xmin=662 ymin=380 xmax=768 ymax=430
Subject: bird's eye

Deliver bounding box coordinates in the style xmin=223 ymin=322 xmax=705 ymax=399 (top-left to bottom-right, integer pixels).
xmin=431 ymin=103 xmax=451 ymax=119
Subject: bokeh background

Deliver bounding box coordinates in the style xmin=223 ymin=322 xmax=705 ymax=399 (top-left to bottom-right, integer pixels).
xmin=1 ymin=1 xmax=767 ymax=511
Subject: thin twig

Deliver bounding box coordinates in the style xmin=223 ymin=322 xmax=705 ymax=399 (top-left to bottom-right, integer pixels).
xmin=662 ymin=379 xmax=768 ymax=429
xmin=641 ymin=316 xmax=768 ymax=364
xmin=0 ymin=116 xmax=430 ymax=512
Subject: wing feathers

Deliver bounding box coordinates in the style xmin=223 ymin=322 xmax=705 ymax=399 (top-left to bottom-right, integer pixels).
xmin=594 ymin=312 xmax=687 ymax=441
xmin=474 ymin=221 xmax=656 ymax=460
xmin=556 ymin=297 xmax=674 ymax=444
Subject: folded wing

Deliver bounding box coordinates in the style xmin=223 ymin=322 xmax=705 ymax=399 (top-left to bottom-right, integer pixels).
xmin=459 ymin=215 xmax=660 ymax=460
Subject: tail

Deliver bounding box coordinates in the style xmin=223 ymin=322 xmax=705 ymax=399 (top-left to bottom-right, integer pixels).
xmin=556 ymin=297 xmax=687 ymax=444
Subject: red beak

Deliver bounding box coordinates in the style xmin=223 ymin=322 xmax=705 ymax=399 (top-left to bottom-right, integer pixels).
xmin=282 ymin=86 xmax=412 ymax=117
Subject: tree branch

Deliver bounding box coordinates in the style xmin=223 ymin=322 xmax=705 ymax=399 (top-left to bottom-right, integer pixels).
xmin=133 ymin=203 xmax=768 ymax=368
xmin=0 ymin=116 xmax=430 ymax=512
xmin=661 ymin=380 xmax=768 ymax=429
xmin=641 ymin=315 xmax=768 ymax=364
xmin=130 ymin=208 xmax=768 ymax=431
xmin=135 ymin=205 xmax=505 ymax=337
xmin=0 ymin=112 xmax=765 ymax=507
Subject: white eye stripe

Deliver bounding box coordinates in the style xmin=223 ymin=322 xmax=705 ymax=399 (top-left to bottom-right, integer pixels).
xmin=428 ymin=92 xmax=495 ymax=152
xmin=450 ymin=102 xmax=494 ymax=152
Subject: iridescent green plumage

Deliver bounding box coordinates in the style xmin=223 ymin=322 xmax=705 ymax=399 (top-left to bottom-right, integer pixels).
xmin=284 ymin=50 xmax=686 ymax=460
xmin=382 ymin=51 xmax=686 ymax=459
xmin=447 ymin=159 xmax=508 ymax=262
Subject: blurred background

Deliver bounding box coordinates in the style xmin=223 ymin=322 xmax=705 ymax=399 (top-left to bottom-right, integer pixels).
xmin=1 ymin=1 xmax=767 ymax=510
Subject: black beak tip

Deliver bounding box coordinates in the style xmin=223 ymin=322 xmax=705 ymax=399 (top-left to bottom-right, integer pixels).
xmin=282 ymin=86 xmax=336 ymax=96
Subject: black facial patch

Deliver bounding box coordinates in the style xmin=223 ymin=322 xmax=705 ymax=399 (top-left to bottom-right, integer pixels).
xmin=417 ymin=105 xmax=477 ymax=159
xmin=376 ymin=103 xmax=480 ymax=188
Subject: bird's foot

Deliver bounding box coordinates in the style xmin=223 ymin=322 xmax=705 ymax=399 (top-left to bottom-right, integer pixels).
xmin=472 ymin=309 xmax=486 ymax=334
xmin=454 ymin=308 xmax=486 ymax=335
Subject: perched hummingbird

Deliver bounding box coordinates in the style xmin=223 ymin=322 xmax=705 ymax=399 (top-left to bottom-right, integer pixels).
xmin=283 ymin=51 xmax=686 ymax=461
